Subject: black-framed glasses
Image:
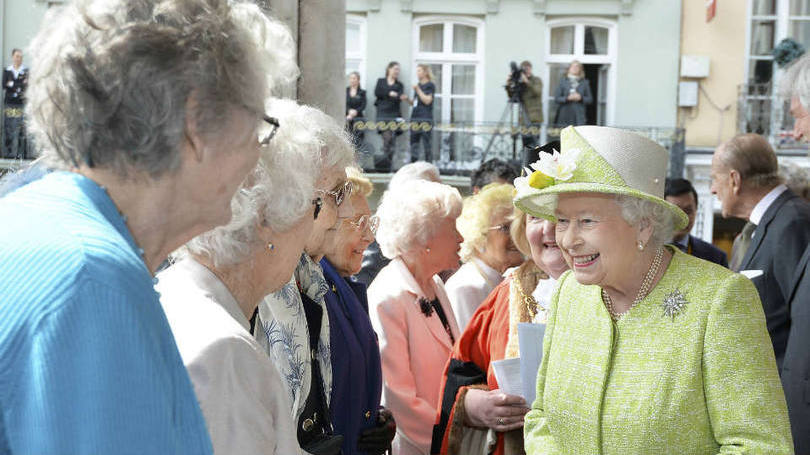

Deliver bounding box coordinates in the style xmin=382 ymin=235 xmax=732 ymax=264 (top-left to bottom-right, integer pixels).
xmin=349 ymin=214 xmax=380 ymax=235
xmin=312 ymin=196 xmax=323 ymax=220
xmin=317 ymin=180 xmax=354 ymax=207
xmin=259 ymin=115 xmax=280 ymax=146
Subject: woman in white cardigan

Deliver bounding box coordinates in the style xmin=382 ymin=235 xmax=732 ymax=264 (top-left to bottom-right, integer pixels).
xmin=368 ymin=180 xmax=464 ymax=455
xmin=156 ymin=99 xmax=351 ymax=455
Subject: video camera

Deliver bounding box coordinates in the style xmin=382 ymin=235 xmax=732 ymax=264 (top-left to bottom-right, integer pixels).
xmin=506 ymin=61 xmax=525 ymax=101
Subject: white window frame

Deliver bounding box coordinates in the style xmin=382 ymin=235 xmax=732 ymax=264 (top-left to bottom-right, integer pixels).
xmin=411 ymin=16 xmax=485 ymax=125
xmin=346 ymin=14 xmax=368 ymax=88
xmin=544 ymin=17 xmax=618 ymax=126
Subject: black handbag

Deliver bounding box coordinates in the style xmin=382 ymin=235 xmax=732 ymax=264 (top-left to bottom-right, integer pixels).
xmin=298 ymin=292 xmax=344 ymax=455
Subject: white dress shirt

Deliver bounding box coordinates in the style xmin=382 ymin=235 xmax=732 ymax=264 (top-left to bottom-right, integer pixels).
xmin=157 ymin=258 xmax=301 ymax=455
xmin=750 ymin=184 xmax=788 ymax=227
xmin=445 ymin=257 xmax=504 ymax=331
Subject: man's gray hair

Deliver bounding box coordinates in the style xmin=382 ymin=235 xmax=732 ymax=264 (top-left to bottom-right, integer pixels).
xmin=781 ymin=52 xmax=810 ymax=110
xmin=376 ymin=180 xmax=462 ymax=259
xmin=614 ymin=195 xmax=675 ymax=249
xmin=718 ymin=133 xmax=783 ymax=189
xmin=184 ymin=99 xmax=356 ymax=267
xmin=26 ymin=0 xmax=296 ymax=177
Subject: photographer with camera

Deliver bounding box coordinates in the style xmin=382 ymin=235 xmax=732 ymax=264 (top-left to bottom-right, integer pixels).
xmin=504 ymin=60 xmax=543 ymax=151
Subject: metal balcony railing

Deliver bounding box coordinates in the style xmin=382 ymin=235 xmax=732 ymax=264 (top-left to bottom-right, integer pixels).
xmin=350 ymin=119 xmax=685 ymax=177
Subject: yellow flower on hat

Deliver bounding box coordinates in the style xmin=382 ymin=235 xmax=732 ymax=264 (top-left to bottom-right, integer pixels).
xmin=528 ymin=170 xmax=555 ymax=189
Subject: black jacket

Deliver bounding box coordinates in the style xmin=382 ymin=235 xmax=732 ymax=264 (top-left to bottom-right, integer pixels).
xmin=2 ymin=66 xmax=27 ymax=106
xmin=686 ymin=235 xmax=728 ymax=268
xmin=373 ymin=78 xmax=403 ymax=120
xmin=783 ymin=244 xmax=810 ymax=454
xmin=738 ymin=189 xmax=810 ymax=368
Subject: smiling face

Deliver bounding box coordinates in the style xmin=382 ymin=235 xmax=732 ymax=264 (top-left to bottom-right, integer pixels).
xmin=424 ymin=215 xmax=464 ymax=275
xmin=326 ymin=192 xmax=374 ymax=276
xmin=526 ymin=216 xmax=568 ymax=279
xmin=791 ymin=96 xmax=810 ymax=142
xmin=554 ymin=193 xmax=644 ymax=288
xmin=478 ymin=206 xmax=524 ymax=274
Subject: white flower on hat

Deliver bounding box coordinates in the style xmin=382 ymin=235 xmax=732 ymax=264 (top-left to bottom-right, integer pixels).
xmin=530 ymin=149 xmax=580 ymax=182
xmin=513 ymin=167 xmax=533 ymax=192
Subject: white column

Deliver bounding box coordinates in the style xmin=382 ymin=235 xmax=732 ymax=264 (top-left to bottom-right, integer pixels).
xmin=297 ymin=0 xmax=346 ymax=120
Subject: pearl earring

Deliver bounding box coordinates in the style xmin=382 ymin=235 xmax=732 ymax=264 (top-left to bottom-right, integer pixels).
xmin=426 ymin=247 xmax=431 ymax=253
xmin=637 ymin=241 xmax=644 ymax=251
xmin=267 ymin=242 xmax=275 ymax=252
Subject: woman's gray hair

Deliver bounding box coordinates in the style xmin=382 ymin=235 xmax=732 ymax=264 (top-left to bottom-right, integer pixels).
xmin=388 ymin=161 xmax=441 ymax=189
xmin=26 ymin=0 xmax=296 ymax=177
xmin=376 ymin=180 xmax=462 ymax=259
xmin=614 ymin=195 xmax=675 ymax=249
xmin=184 ymin=98 xmax=356 ymax=267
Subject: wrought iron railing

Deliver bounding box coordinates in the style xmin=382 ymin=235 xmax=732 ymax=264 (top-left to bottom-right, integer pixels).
xmin=350 ymin=119 xmax=685 ymax=177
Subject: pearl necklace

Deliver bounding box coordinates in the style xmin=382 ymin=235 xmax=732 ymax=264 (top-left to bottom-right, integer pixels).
xmin=602 ymin=246 xmax=664 ymax=320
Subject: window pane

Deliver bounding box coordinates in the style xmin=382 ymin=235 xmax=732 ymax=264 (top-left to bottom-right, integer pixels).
xmin=453 ymin=24 xmax=477 ymax=53
xmin=451 ymin=98 xmax=474 ymax=123
xmin=790 ymin=20 xmax=810 ymax=48
xmin=428 ymin=64 xmax=443 ymax=94
xmin=751 ymin=20 xmax=776 ymax=55
xmin=346 ymin=22 xmax=361 ymax=54
xmin=550 ymin=26 xmax=575 ymax=54
xmin=791 ymin=0 xmax=810 ymax=15
xmin=749 ymin=59 xmax=774 ymax=84
xmin=346 ymin=59 xmax=361 ymax=77
xmin=584 ymin=26 xmax=608 ymax=55
xmin=420 ymin=24 xmax=444 ymax=52
xmin=451 ymin=65 xmax=475 ymax=95
xmin=753 ymin=0 xmax=776 ymax=15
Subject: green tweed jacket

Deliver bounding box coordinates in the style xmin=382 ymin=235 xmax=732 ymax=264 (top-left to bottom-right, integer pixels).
xmin=524 ymin=248 xmax=793 ymax=454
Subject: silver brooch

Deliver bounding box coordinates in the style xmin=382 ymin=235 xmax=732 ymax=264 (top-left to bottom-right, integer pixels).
xmin=662 ymin=289 xmax=688 ymax=320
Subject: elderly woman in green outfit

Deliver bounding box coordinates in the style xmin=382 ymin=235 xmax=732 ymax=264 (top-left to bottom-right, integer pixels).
xmin=515 ymin=126 xmax=793 ymax=454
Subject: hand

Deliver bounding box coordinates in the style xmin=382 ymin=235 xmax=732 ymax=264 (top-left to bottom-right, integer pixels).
xmin=520 ymin=73 xmax=529 ymax=84
xmin=348 ymin=109 xmax=358 ymax=118
xmin=357 ymin=408 xmax=396 ymax=455
xmin=463 ymin=388 xmax=529 ymax=432
xmin=389 ymin=90 xmax=398 ymax=98
xmin=412 ymin=84 xmax=419 ymax=91
xmin=567 ymin=92 xmax=582 ymax=102
xmin=399 ymin=93 xmax=409 ymax=101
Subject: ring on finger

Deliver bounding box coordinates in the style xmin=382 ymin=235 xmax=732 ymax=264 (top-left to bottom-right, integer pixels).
xmin=497 ymin=417 xmax=505 ymax=426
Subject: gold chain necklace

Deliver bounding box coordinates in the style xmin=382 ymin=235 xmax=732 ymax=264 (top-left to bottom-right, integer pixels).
xmin=602 ymin=246 xmax=664 ymax=320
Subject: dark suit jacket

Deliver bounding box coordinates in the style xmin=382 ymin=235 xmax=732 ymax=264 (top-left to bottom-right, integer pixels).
xmin=739 ymin=189 xmax=810 ymax=368
xmin=687 ymin=235 xmax=728 ymax=267
xmin=784 ymin=245 xmax=810 ymax=454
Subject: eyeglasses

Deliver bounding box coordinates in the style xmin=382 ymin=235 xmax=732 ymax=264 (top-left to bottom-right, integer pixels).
xmin=259 ymin=115 xmax=280 ymax=146
xmin=317 ymin=180 xmax=354 ymax=207
xmin=349 ymin=214 xmax=380 ymax=235
xmin=488 ymin=223 xmax=511 ymax=234
xmin=312 ymin=196 xmax=323 ymax=220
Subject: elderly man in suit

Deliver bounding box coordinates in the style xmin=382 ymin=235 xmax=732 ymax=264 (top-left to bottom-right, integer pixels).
xmin=665 ymin=178 xmax=728 ymax=267
xmin=711 ymin=133 xmax=810 ymax=365
xmin=778 ymin=53 xmax=810 ymax=454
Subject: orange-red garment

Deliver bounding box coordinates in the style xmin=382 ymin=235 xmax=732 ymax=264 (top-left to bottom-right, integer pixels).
xmin=433 ymin=277 xmax=513 ymax=455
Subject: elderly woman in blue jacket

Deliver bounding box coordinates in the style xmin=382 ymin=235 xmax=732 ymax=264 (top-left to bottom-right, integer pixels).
xmin=322 ymin=167 xmax=397 ymax=455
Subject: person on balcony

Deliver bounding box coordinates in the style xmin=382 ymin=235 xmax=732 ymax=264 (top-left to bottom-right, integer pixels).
xmin=406 ymin=64 xmax=436 ymax=163
xmin=553 ymin=60 xmax=593 ymax=127
xmin=2 ymin=48 xmax=27 ymax=159
xmin=374 ymin=62 xmax=407 ymax=172
xmin=346 ymin=71 xmax=367 ymax=148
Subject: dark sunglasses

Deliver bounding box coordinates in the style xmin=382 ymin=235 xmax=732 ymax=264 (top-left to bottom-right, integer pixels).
xmin=312 ymin=196 xmax=323 ymax=220
xmin=259 ymin=115 xmax=280 ymax=146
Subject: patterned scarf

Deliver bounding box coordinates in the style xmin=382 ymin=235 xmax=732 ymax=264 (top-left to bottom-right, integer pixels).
xmin=255 ymin=253 xmax=333 ymax=419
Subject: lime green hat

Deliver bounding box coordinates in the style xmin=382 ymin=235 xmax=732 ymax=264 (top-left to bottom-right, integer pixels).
xmin=513 ymin=125 xmax=688 ymax=231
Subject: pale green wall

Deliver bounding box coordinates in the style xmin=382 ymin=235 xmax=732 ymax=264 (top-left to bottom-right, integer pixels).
xmin=1 ymin=0 xmax=48 ymax=68
xmin=348 ymin=0 xmax=682 ymax=129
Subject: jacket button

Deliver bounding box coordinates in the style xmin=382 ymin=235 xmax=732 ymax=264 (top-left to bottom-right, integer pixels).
xmin=365 ymin=411 xmax=372 ymax=419
xmin=302 ymin=418 xmax=314 ymax=432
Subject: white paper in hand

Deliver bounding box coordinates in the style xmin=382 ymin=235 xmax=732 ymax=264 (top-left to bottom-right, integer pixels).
xmin=491 ymin=358 xmax=523 ymax=399
xmin=518 ymin=322 xmax=545 ymax=406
